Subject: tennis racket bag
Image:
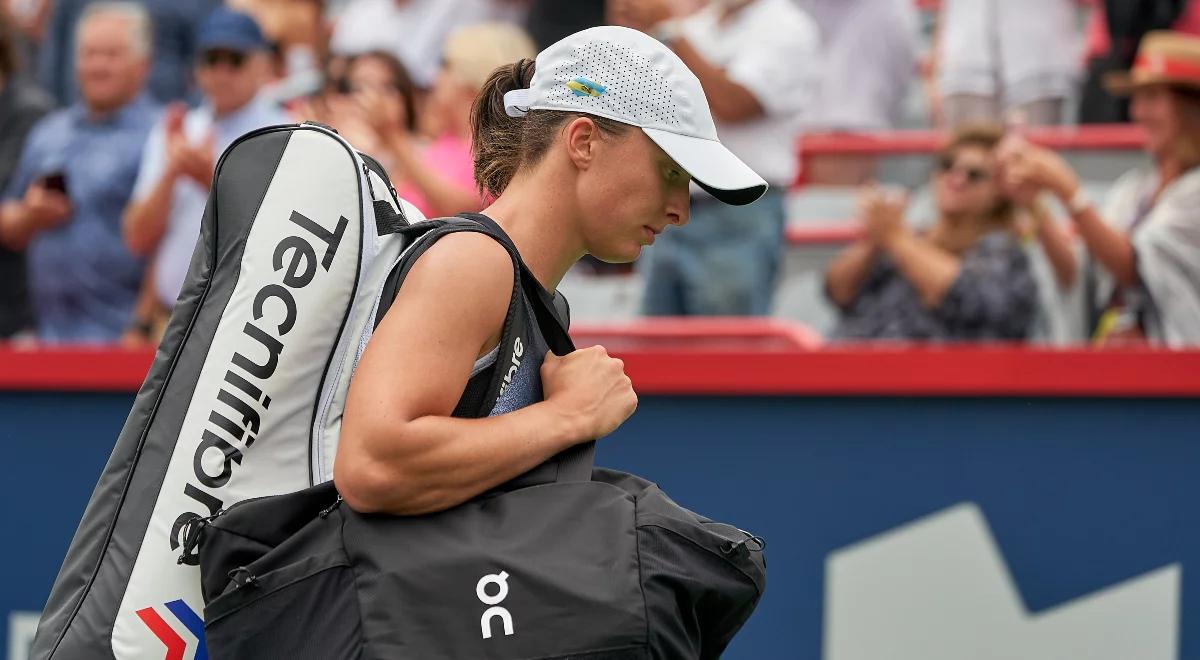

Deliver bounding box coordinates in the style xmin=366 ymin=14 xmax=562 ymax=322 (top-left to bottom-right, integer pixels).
xmin=189 ymin=218 xmax=767 ymax=659
xmin=31 ymin=122 xmax=425 ymax=660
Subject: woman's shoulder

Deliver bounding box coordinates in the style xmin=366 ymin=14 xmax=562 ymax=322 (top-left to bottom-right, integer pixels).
xmin=392 ymin=231 xmax=515 ymax=322
xmin=407 ymin=230 xmax=515 ymax=289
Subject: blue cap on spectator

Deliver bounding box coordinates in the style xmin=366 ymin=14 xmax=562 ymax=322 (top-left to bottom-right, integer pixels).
xmin=196 ymin=8 xmax=268 ymax=53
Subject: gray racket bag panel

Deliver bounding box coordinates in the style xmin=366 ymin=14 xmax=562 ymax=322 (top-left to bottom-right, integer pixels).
xmin=31 ymin=122 xmax=423 ymax=660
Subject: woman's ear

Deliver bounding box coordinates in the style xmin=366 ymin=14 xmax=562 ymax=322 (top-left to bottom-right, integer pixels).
xmin=563 ymin=117 xmax=598 ymax=171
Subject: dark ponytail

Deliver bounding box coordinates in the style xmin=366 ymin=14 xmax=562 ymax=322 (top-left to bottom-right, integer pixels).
xmin=471 ymin=58 xmax=536 ymax=198
xmin=471 ymin=58 xmax=630 ymax=198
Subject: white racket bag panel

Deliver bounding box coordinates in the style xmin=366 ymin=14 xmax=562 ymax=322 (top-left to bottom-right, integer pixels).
xmin=31 ymin=123 xmax=422 ymax=660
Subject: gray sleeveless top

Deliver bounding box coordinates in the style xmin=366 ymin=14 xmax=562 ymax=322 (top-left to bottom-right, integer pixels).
xmin=453 ymin=286 xmax=555 ymax=418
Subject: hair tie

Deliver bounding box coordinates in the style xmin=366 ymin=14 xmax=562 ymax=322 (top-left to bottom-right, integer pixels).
xmin=511 ymin=58 xmax=531 ymax=88
xmin=504 ymin=58 xmax=534 ymax=118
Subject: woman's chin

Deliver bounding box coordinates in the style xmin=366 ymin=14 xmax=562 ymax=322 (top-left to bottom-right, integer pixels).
xmin=591 ymin=245 xmax=642 ymax=264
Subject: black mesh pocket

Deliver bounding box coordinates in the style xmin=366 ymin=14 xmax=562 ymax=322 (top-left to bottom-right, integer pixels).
xmin=205 ymin=565 xmax=362 ymax=660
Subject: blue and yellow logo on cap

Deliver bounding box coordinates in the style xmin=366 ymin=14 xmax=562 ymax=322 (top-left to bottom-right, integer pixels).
xmin=566 ymin=77 xmax=606 ymax=98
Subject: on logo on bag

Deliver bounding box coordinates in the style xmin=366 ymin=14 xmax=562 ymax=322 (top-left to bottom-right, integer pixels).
xmin=477 ymin=571 xmax=515 ymax=639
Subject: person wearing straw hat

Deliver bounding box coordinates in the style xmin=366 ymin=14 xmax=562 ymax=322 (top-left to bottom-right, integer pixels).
xmin=1000 ymin=31 xmax=1200 ymax=347
xmin=334 ymin=26 xmax=767 ymax=515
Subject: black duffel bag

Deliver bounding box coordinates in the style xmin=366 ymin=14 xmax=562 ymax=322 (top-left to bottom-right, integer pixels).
xmin=192 ymin=465 xmax=765 ymax=659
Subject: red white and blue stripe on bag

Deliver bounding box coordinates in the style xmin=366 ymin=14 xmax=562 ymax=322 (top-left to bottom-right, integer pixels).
xmin=136 ymin=600 xmax=207 ymax=660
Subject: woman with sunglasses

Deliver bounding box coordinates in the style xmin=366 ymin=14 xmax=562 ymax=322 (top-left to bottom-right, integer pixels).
xmin=312 ymin=50 xmax=420 ymax=164
xmin=121 ymin=8 xmax=289 ymax=341
xmin=333 ymin=26 xmax=767 ymax=515
xmin=825 ymin=123 xmax=1038 ymax=341
xmin=1001 ymin=32 xmax=1200 ymax=346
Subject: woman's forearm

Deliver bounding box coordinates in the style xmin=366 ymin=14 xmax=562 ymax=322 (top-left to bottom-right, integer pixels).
xmin=825 ymin=240 xmax=877 ymax=307
xmin=335 ymin=398 xmax=585 ymax=516
xmin=123 ymin=172 xmax=176 ymax=256
xmin=1069 ymin=203 xmax=1137 ymax=286
xmin=386 ymin=132 xmax=481 ymax=216
xmin=883 ymin=230 xmax=962 ymax=308
xmin=1030 ymin=201 xmax=1079 ymax=288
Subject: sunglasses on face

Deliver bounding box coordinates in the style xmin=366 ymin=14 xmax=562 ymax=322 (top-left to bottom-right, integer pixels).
xmin=936 ymin=155 xmax=992 ymax=184
xmin=200 ymin=49 xmax=247 ymax=69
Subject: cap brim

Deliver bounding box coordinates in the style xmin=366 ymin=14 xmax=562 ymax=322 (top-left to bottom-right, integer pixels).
xmin=1103 ymin=70 xmax=1200 ymax=96
xmin=642 ymin=127 xmax=768 ymax=206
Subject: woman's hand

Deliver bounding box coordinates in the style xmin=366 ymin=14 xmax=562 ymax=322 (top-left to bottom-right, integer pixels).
xmin=541 ymin=345 xmax=638 ymax=441
xmin=859 ymin=186 xmax=909 ymax=248
xmin=352 ymin=85 xmax=408 ymax=141
xmin=998 ymin=136 xmax=1081 ymax=202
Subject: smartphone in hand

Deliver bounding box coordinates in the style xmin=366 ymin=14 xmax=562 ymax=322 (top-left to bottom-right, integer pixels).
xmin=38 ymin=171 xmax=69 ymax=196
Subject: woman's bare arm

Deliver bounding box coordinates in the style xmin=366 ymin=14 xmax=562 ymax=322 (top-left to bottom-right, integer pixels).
xmin=825 ymin=240 xmax=878 ymax=308
xmin=334 ymin=232 xmax=633 ymax=515
xmin=1064 ymin=199 xmax=1137 ymax=286
xmin=883 ymin=229 xmax=962 ymax=308
xmin=1029 ymin=199 xmax=1078 ymax=289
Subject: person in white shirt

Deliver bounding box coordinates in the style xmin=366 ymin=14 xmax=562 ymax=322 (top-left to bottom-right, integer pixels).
xmin=935 ymin=0 xmax=1083 ymax=127
xmin=122 ymin=7 xmax=290 ymax=338
xmin=1000 ymin=31 xmax=1200 ymax=346
xmin=612 ymin=0 xmax=819 ymax=315
xmin=801 ymin=0 xmax=920 ymax=131
xmin=328 ymin=0 xmax=503 ymax=89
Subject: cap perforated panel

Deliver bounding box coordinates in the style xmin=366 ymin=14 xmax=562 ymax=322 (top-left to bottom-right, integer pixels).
xmin=545 ymin=40 xmax=680 ymax=127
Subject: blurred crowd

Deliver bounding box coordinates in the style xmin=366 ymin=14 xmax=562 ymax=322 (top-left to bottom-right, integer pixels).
xmin=0 ymin=0 xmax=1197 ymax=348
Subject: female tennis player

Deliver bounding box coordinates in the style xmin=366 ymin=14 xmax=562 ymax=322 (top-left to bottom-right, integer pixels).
xmin=334 ymin=26 xmax=767 ymax=514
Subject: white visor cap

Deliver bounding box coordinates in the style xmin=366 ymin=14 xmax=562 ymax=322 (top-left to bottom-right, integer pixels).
xmin=503 ymin=25 xmax=768 ymax=206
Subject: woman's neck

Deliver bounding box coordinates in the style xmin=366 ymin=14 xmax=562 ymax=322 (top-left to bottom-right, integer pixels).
xmin=480 ymin=169 xmax=587 ymax=293
xmin=1156 ymin=155 xmax=1183 ymax=187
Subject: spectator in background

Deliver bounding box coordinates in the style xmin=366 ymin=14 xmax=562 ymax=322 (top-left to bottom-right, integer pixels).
xmin=122 ymin=8 xmax=289 ymax=339
xmin=826 ymin=124 xmax=1038 ymax=341
xmin=933 ymin=0 xmax=1083 ymax=127
xmin=328 ymin=0 xmax=503 ymax=89
xmin=37 ymin=0 xmax=221 ymax=106
xmin=801 ymin=0 xmax=920 ymax=132
xmin=313 ymin=50 xmax=419 ymax=159
xmin=0 ymin=8 xmax=53 ymax=338
xmin=380 ymin=23 xmax=534 ymax=217
xmin=1002 ymin=32 xmax=1200 ymax=346
xmin=612 ymin=0 xmax=819 ymax=316
xmin=1079 ymin=0 xmax=1200 ymax=123
xmin=4 ymin=0 xmax=53 ymax=67
xmin=230 ymin=0 xmax=327 ymax=103
xmin=0 ymin=2 xmax=159 ymax=343
xmin=525 ymin=0 xmax=603 ymax=50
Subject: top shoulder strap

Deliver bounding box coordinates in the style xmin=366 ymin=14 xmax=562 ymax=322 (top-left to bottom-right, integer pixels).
xmin=454 ymin=213 xmax=574 ymax=355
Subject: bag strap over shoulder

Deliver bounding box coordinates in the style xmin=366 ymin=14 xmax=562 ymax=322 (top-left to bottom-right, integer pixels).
xmin=456 ymin=213 xmax=594 ymax=485
xmin=374 ymin=215 xmax=594 ymax=484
